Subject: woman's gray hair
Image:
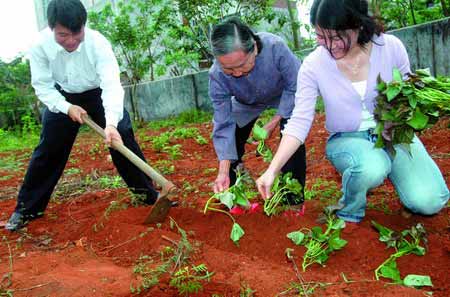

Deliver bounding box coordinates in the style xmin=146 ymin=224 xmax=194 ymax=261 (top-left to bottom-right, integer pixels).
xmin=210 ymin=17 xmax=256 ymax=57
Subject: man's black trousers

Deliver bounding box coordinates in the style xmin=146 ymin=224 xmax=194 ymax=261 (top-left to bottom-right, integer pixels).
xmin=15 ymin=87 xmax=158 ymax=218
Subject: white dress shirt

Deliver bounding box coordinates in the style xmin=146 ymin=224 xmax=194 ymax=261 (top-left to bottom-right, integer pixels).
xmin=29 ymin=27 xmax=124 ymax=127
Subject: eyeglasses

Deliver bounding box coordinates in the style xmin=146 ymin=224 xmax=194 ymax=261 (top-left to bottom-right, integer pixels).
xmin=221 ymin=47 xmax=257 ymax=76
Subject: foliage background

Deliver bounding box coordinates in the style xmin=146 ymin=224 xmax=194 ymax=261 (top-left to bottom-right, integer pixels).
xmin=0 ymin=0 xmax=448 ymax=129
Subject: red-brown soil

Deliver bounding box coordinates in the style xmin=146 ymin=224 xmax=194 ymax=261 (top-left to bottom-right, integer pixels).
xmin=0 ymin=115 xmax=448 ymax=297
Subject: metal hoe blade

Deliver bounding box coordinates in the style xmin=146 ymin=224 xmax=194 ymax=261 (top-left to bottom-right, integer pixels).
xmin=144 ymin=195 xmax=173 ymax=224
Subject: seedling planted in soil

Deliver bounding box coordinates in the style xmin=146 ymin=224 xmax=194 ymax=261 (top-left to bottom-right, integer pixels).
xmin=371 ymin=221 xmax=432 ymax=288
xmin=204 ymin=170 xmax=257 ymax=244
xmin=287 ymin=212 xmax=347 ymax=271
xmin=169 ymin=264 xmax=213 ymax=296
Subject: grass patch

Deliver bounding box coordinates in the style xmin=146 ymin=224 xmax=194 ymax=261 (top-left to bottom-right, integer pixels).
xmin=147 ymin=109 xmax=212 ymax=130
xmin=0 ymin=153 xmax=28 ymax=172
xmin=0 ymin=129 xmax=39 ymax=152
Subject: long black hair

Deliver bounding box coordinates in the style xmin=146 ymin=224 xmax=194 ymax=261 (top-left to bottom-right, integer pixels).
xmin=310 ymin=0 xmax=383 ymax=56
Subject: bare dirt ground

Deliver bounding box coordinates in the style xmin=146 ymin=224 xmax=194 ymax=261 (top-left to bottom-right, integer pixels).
xmin=0 ymin=114 xmax=448 ymax=296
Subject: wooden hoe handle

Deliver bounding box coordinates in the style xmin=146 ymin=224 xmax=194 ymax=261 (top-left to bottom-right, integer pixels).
xmin=81 ymin=114 xmax=176 ymax=194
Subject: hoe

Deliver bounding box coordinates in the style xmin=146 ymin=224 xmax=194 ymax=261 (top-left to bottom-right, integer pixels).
xmin=82 ymin=114 xmax=177 ymax=224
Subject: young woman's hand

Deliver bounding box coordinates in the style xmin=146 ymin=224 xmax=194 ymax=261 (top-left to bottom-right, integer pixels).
xmin=256 ymin=170 xmax=277 ymax=199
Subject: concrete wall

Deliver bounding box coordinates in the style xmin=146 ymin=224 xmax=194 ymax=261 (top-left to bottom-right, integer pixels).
xmin=389 ymin=17 xmax=450 ymax=76
xmin=124 ymin=70 xmax=212 ymax=120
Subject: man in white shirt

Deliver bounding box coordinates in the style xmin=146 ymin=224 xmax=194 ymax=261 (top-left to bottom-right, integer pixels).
xmin=5 ymin=0 xmax=160 ymax=231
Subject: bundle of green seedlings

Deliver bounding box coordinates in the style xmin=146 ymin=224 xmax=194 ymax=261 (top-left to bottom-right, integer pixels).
xmin=371 ymin=221 xmax=433 ymax=288
xmin=203 ymin=170 xmax=257 ymax=244
xmin=286 ymin=211 xmax=347 ymax=271
xmin=374 ymin=68 xmax=450 ymax=155
xmin=263 ymin=172 xmax=303 ymax=216
xmin=247 ymin=120 xmax=273 ymax=162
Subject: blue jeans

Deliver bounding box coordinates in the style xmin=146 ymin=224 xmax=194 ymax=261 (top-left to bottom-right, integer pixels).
xmin=325 ymin=130 xmax=449 ymax=222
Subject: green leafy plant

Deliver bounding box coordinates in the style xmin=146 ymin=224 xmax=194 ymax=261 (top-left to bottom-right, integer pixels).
xmin=372 ymin=0 xmax=447 ymax=31
xmin=64 ymin=168 xmax=81 ymax=175
xmin=367 ymin=197 xmax=393 ymax=215
xmin=155 ymin=159 xmax=175 ymax=175
xmin=372 ymin=221 xmax=432 ymax=287
xmin=195 ymin=134 xmax=208 ymax=145
xmin=374 ymin=68 xmax=450 ymax=155
xmin=203 ymin=167 xmax=217 ymax=175
xmin=162 ymin=144 xmax=182 ymax=160
xmin=147 ymin=109 xmax=212 ymax=130
xmin=171 ymin=127 xmax=200 ymax=139
xmin=304 ymin=178 xmax=341 ymax=205
xmin=152 ymin=126 xmax=208 ymax=154
xmin=0 ymin=153 xmax=26 ymax=172
xmin=88 ymin=142 xmax=106 ymax=157
xmin=169 ymin=264 xmax=213 ymax=295
xmin=287 ymin=213 xmax=347 ymax=271
xmin=0 ymin=58 xmax=40 ymax=129
xmin=264 ymin=172 xmax=303 ymax=216
xmin=247 ymin=120 xmax=273 ymax=162
xmin=98 ymin=175 xmax=125 ymax=189
xmin=152 ymin=131 xmax=172 ymax=152
xmin=204 ymin=170 xmax=257 ymax=244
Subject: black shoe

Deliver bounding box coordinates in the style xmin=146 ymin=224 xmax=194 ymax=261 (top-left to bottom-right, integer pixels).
xmin=5 ymin=212 xmax=28 ymax=231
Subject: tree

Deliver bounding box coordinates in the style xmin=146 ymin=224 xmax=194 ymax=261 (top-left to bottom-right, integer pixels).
xmin=173 ymin=0 xmax=276 ymax=67
xmin=0 ymin=58 xmax=40 ymax=129
xmin=377 ymin=0 xmax=447 ymax=30
xmin=441 ymin=0 xmax=450 ymax=16
xmin=89 ymin=0 xmax=174 ymax=121
xmin=286 ymin=0 xmax=301 ymax=50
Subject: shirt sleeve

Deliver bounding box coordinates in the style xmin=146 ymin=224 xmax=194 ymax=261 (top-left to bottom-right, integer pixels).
xmin=209 ymin=72 xmax=238 ymax=161
xmin=273 ymin=40 xmax=301 ymax=119
xmin=93 ymin=34 xmax=124 ymax=127
xmin=29 ymin=45 xmax=71 ymax=114
xmin=392 ymin=35 xmax=411 ymax=77
xmin=281 ymin=56 xmax=318 ymax=143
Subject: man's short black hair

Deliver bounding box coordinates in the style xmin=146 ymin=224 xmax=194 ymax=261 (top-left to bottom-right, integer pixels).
xmin=47 ymin=0 xmax=87 ymax=32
